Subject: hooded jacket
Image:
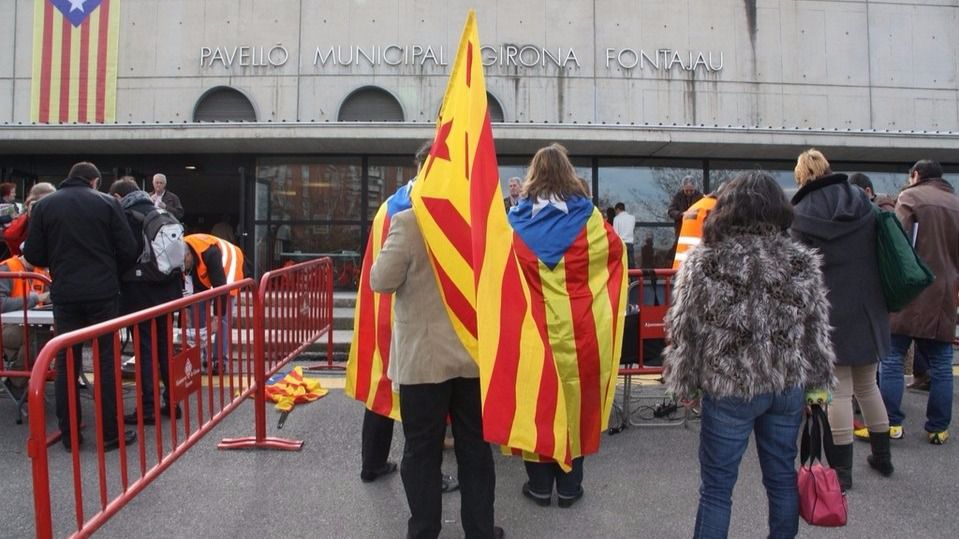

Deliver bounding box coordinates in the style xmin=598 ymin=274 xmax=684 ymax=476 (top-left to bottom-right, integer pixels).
xmin=889 ymin=177 xmax=959 ymax=342
xmin=791 ymin=173 xmax=890 ymax=366
xmin=23 ymin=177 xmax=137 ymax=304
xmin=663 ymin=231 xmax=836 ymax=400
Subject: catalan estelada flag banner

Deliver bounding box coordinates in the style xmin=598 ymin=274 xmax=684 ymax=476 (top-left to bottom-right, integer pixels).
xmin=31 ymin=0 xmax=120 ymax=124
xmin=344 ymin=182 xmax=413 ymax=420
xmin=476 ymin=193 xmax=627 ymax=471
xmin=410 ymin=11 xmax=491 ymax=361
xmin=265 ymin=367 xmax=329 ymax=413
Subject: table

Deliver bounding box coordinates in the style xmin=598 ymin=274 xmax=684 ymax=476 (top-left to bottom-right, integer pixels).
xmin=1 ymin=308 xmax=56 ymax=423
xmin=1 ymin=308 xmax=55 ymax=326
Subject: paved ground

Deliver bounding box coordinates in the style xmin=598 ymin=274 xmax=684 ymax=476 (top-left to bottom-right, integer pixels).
xmin=1 ymin=366 xmax=958 ymax=539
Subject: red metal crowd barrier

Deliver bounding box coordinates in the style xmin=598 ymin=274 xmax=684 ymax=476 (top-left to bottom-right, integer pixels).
xmin=619 ymin=268 xmax=675 ymax=377
xmin=0 ymin=271 xmax=54 ymax=423
xmin=26 ymin=280 xmax=257 ymax=539
xmin=219 ymin=257 xmax=334 ymax=451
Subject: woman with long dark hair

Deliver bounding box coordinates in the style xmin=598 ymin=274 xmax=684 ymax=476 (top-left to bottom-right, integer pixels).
xmin=664 ymin=170 xmax=836 ymax=538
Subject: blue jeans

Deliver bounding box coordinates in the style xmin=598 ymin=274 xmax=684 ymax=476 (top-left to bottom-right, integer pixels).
xmin=694 ymin=387 xmax=804 ymax=539
xmin=189 ymin=296 xmax=233 ymax=363
xmin=879 ymin=334 xmax=954 ymax=432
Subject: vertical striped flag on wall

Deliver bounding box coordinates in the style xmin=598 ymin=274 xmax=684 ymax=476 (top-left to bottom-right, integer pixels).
xmin=31 ymin=0 xmax=120 ymax=124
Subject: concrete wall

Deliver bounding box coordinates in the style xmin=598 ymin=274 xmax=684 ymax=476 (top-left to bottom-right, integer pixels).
xmin=3 ymin=0 xmax=957 ymax=131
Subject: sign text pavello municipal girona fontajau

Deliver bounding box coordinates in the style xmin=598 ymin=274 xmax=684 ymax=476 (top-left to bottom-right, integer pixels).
xmin=198 ymin=44 xmax=725 ymax=73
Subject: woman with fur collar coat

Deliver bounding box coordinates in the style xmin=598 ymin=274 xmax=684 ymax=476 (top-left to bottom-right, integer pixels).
xmin=663 ymin=171 xmax=836 ymax=539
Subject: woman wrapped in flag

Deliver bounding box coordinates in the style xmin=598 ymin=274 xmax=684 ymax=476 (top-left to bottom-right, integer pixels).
xmin=500 ymin=144 xmax=628 ymax=508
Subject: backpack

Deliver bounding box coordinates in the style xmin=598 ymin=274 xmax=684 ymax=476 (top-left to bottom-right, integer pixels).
xmin=129 ymin=208 xmax=186 ymax=281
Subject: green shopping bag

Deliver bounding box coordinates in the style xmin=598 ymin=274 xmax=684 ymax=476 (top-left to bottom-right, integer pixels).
xmin=873 ymin=207 xmax=934 ymax=311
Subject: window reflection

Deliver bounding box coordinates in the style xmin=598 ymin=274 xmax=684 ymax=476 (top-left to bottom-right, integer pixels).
xmin=257 ymin=158 xmax=362 ymax=221
xmin=369 ymin=158 xmax=418 ymax=212
xmin=597 ymin=162 xmax=702 ymax=268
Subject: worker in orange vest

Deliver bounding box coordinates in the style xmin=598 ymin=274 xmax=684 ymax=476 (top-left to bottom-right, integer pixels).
xmin=0 ymin=256 xmax=51 ymax=395
xmin=183 ymin=234 xmax=245 ymax=374
xmin=672 ymin=195 xmax=718 ymax=269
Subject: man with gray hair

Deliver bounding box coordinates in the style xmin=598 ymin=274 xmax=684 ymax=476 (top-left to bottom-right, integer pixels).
xmin=149 ymin=173 xmax=184 ymax=220
xmin=667 ymin=175 xmax=704 ymax=237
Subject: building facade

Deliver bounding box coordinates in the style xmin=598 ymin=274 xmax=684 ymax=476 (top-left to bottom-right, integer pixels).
xmin=1 ymin=0 xmax=957 ymax=275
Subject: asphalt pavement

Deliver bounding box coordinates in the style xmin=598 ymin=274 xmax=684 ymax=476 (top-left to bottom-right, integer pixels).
xmin=1 ymin=367 xmax=957 ymax=539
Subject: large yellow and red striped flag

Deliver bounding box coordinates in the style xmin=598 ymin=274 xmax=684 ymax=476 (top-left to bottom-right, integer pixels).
xmin=31 ymin=0 xmax=120 ymax=124
xmin=344 ymin=182 xmax=413 ymax=420
xmin=410 ymin=11 xmax=491 ymax=362
xmin=475 ymin=178 xmax=628 ymax=470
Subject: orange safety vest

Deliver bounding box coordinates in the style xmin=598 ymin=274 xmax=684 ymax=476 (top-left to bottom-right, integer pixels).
xmin=0 ymin=256 xmax=49 ymax=299
xmin=672 ymin=196 xmax=717 ymax=269
xmin=184 ymin=234 xmax=244 ymax=290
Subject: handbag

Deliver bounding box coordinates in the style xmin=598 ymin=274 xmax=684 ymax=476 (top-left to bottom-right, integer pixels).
xmin=873 ymin=207 xmax=934 ymax=311
xmin=797 ymin=404 xmax=847 ymax=527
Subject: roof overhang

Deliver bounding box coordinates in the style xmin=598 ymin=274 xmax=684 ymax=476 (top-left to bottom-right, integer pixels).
xmin=0 ymin=123 xmax=955 ymax=163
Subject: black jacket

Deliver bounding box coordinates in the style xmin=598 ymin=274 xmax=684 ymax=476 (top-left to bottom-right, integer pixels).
xmin=118 ymin=191 xmax=183 ymax=314
xmin=791 ymin=173 xmax=890 ymax=366
xmin=23 ymin=177 xmax=138 ymax=304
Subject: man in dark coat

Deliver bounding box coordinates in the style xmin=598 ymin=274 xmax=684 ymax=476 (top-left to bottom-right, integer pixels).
xmin=666 ymin=176 xmax=704 ymax=235
xmin=24 ymin=162 xmax=139 ymax=451
xmin=109 ymin=177 xmax=184 ymax=424
xmin=878 ymin=160 xmax=959 ymax=445
xmin=149 ymin=173 xmax=184 ymax=220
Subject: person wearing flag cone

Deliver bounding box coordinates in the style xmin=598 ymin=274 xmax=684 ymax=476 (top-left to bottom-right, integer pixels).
xmin=502 ymin=144 xmax=627 ymax=509
xmin=369 ymin=165 xmax=500 ymax=538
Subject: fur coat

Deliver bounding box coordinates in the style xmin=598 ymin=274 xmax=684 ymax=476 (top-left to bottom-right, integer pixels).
xmin=663 ymin=231 xmax=837 ymax=400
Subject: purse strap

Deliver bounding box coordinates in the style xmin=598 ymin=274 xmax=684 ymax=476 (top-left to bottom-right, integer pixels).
xmin=800 ymin=404 xmax=832 ymax=467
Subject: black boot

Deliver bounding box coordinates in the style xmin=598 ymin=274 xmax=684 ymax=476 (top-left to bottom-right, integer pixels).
xmin=826 ymin=443 xmax=853 ymax=491
xmin=867 ymin=430 xmax=894 ymax=477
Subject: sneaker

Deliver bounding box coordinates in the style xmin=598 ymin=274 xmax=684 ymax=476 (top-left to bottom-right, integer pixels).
xmin=557 ymin=487 xmax=585 ymax=508
xmin=123 ymin=410 xmax=156 ymax=426
xmin=160 ymin=404 xmax=182 ymax=419
xmin=855 ymin=425 xmax=903 ymax=441
xmin=103 ymin=430 xmax=137 ymax=452
xmin=521 ymin=482 xmax=551 ymax=507
xmin=928 ymin=431 xmax=949 ymax=445
xmin=907 ymin=374 xmax=931 ymax=392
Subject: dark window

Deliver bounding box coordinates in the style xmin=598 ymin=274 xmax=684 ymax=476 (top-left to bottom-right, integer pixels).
xmin=487 ymin=92 xmax=505 ymax=122
xmin=338 ymin=87 xmax=404 ymax=121
xmin=193 ymin=87 xmax=257 ymax=122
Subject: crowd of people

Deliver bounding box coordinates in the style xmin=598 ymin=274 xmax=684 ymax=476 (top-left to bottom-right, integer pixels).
xmin=352 ymin=144 xmax=958 ymax=539
xmin=1 ymin=146 xmax=956 ymax=538
xmin=0 ymin=162 xmax=246 ymax=449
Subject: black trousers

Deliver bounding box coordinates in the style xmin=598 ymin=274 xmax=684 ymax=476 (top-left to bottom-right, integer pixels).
xmin=133 ymin=314 xmax=172 ymax=414
xmin=525 ymin=457 xmax=585 ymax=497
xmin=361 ymin=408 xmax=394 ymax=473
xmin=54 ymin=298 xmax=120 ymax=440
xmin=399 ymin=377 xmax=495 ymax=539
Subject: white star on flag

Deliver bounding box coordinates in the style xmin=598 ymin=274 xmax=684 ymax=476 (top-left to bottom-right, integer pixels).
xmin=68 ymin=0 xmax=87 ymax=13
xmin=531 ymin=195 xmax=570 ymax=218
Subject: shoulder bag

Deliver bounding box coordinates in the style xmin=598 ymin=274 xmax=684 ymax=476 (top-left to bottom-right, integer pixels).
xmin=797 ymin=404 xmax=847 ymax=527
xmin=873 ymin=207 xmax=934 ymax=311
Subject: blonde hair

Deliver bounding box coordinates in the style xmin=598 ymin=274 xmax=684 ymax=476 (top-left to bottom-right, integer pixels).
xmin=794 ymin=149 xmax=832 ymax=186
xmin=522 ymin=143 xmax=588 ymax=201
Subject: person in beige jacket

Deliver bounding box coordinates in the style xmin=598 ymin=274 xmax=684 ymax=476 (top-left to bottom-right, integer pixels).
xmin=370 ymin=206 xmax=501 ymax=539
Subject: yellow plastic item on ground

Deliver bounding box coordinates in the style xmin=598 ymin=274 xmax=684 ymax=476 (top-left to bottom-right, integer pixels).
xmin=265 ymin=366 xmax=328 ymax=413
